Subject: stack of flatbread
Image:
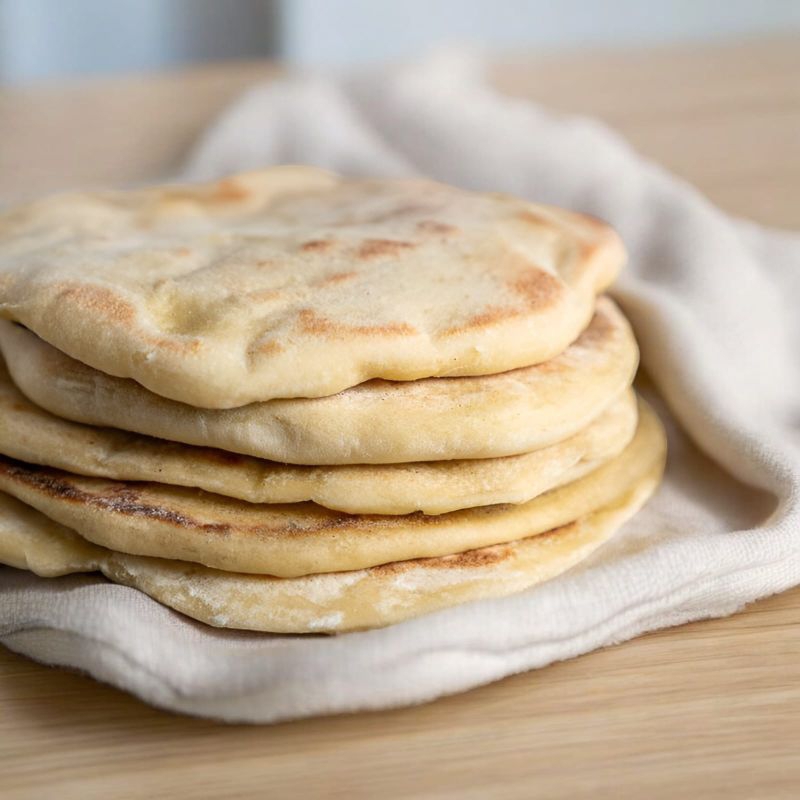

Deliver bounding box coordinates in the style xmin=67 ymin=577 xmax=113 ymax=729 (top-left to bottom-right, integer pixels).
xmin=0 ymin=167 xmax=665 ymax=633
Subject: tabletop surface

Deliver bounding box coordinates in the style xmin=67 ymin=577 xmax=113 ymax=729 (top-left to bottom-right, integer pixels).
xmin=1 ymin=36 xmax=799 ymax=800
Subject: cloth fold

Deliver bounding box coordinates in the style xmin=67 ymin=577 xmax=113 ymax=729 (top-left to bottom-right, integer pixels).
xmin=2 ymin=53 xmax=799 ymax=723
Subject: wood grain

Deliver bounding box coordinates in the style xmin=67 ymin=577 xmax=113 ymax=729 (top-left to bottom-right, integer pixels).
xmin=3 ymin=587 xmax=800 ymax=799
xmin=1 ymin=36 xmax=799 ymax=799
xmin=0 ymin=61 xmax=280 ymax=203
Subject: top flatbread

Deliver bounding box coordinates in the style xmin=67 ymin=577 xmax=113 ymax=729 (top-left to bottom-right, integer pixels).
xmin=0 ymin=167 xmax=624 ymax=407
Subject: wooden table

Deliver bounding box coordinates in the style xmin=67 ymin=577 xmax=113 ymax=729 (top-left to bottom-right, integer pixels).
xmin=2 ymin=37 xmax=799 ymax=799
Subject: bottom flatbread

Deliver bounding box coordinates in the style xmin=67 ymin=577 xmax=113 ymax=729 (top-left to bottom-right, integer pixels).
xmin=0 ymin=456 xmax=662 ymax=633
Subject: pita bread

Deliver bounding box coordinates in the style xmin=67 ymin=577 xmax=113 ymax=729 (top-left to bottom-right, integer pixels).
xmin=0 ymin=168 xmax=624 ymax=407
xmin=0 ymin=359 xmax=636 ymax=514
xmin=0 ymin=297 xmax=638 ymax=465
xmin=0 ymin=456 xmax=661 ymax=633
xmin=0 ymin=401 xmax=665 ymax=577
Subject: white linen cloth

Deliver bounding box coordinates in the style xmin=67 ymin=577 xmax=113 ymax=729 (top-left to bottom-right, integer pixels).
xmin=2 ymin=54 xmax=799 ymax=723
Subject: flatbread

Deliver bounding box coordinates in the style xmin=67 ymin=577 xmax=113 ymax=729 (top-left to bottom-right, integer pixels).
xmin=0 ymin=457 xmax=661 ymax=633
xmin=0 ymin=168 xmax=625 ymax=407
xmin=0 ymin=357 xmax=637 ymax=514
xmin=0 ymin=297 xmax=638 ymax=465
xmin=0 ymin=401 xmax=666 ymax=577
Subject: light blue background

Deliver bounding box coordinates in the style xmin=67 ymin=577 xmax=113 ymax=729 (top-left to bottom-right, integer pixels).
xmin=1 ymin=0 xmax=798 ymax=83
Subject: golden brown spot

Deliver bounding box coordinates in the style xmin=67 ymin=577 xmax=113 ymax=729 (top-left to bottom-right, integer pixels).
xmin=298 ymin=309 xmax=417 ymax=337
xmin=439 ymin=304 xmax=521 ymax=336
xmin=157 ymin=180 xmax=249 ymax=208
xmin=315 ymin=271 xmax=356 ymax=287
xmin=300 ymin=239 xmax=335 ymax=253
xmin=470 ymin=305 xmax=520 ymax=327
xmin=511 ymin=267 xmax=563 ymax=310
xmin=150 ymin=336 xmax=203 ymax=355
xmin=297 ymin=309 xmax=332 ymax=335
xmin=57 ymin=284 xmax=135 ymax=324
xmin=374 ymin=542 xmax=514 ymax=576
xmin=355 ymin=239 xmax=415 ymax=259
xmin=174 ymin=247 xmax=192 ymax=257
xmin=212 ymin=178 xmax=251 ymax=203
xmin=250 ymin=339 xmax=284 ymax=356
xmin=580 ymin=240 xmax=600 ymax=260
xmin=516 ymin=209 xmax=552 ymax=227
xmin=434 ymin=544 xmax=512 ymax=568
xmin=416 ymin=220 xmax=459 ymax=236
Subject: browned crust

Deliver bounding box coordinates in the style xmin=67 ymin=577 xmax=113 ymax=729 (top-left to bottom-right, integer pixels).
xmin=510 ymin=267 xmax=564 ymax=309
xmin=371 ymin=521 xmax=575 ymax=574
xmin=53 ymin=283 xmax=205 ymax=354
xmin=248 ymin=339 xmax=285 ymax=356
xmin=354 ymin=239 xmax=415 ymax=259
xmin=297 ymin=309 xmax=417 ymax=337
xmin=211 ymin=177 xmax=253 ymax=203
xmin=438 ymin=267 xmax=563 ymax=337
xmin=299 ymin=239 xmax=336 ymax=253
xmin=0 ymin=456 xmax=524 ymax=538
xmin=56 ymin=285 xmax=135 ymax=324
xmin=373 ymin=543 xmax=512 ymax=572
xmin=0 ymin=458 xmax=365 ymax=536
xmin=315 ymin=271 xmax=357 ymax=287
xmin=440 ymin=305 xmax=521 ymax=336
xmin=159 ymin=177 xmax=253 ymax=207
xmin=0 ymin=459 xmax=232 ymax=534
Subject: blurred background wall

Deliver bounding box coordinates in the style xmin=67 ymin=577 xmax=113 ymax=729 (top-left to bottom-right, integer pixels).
xmin=1 ymin=0 xmax=799 ymax=83
xmin=0 ymin=0 xmax=278 ymax=82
